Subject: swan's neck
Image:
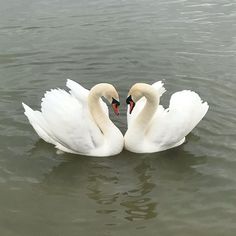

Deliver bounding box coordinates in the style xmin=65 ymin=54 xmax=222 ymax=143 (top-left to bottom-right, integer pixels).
xmin=135 ymin=87 xmax=159 ymax=132
xmin=88 ymin=86 xmax=117 ymax=138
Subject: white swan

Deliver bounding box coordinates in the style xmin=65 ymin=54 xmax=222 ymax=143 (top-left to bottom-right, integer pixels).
xmin=22 ymin=80 xmax=124 ymax=156
xmin=124 ymin=82 xmax=209 ymax=153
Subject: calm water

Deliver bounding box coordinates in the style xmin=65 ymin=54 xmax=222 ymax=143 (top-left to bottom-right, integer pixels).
xmin=0 ymin=0 xmax=236 ymax=235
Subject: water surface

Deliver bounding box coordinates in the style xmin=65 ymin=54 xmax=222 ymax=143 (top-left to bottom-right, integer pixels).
xmin=0 ymin=0 xmax=236 ymax=235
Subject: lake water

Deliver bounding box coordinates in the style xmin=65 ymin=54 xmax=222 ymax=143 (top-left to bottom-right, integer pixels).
xmin=0 ymin=0 xmax=236 ymax=235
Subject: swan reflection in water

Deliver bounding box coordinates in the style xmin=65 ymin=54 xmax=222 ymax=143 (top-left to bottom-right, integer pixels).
xmin=86 ymin=151 xmax=157 ymax=221
xmin=34 ymin=139 xmax=206 ymax=223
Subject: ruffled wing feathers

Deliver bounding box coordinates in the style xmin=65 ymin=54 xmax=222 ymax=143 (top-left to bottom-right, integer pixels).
xmin=23 ymin=81 xmax=105 ymax=154
xmin=148 ymin=90 xmax=209 ymax=149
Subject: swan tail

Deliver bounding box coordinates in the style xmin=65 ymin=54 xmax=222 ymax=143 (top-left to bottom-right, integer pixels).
xmin=22 ymin=103 xmax=56 ymax=145
xmin=152 ymin=81 xmax=166 ymax=97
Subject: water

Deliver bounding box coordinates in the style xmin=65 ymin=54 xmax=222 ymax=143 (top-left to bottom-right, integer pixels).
xmin=0 ymin=0 xmax=236 ymax=235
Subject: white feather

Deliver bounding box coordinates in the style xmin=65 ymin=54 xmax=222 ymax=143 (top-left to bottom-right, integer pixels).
xmin=125 ymin=82 xmax=209 ymax=153
xmin=22 ymin=80 xmax=123 ymax=156
xmin=147 ymin=90 xmax=209 ymax=151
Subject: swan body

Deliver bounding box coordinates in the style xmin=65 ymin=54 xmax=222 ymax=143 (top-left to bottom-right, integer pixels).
xmin=125 ymin=82 xmax=209 ymax=153
xmin=22 ymin=80 xmax=124 ymax=156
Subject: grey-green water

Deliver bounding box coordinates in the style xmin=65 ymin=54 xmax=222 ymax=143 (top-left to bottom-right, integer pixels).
xmin=0 ymin=0 xmax=236 ymax=235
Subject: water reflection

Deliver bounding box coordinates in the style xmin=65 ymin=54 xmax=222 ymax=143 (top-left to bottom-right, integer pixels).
xmin=38 ymin=142 xmax=206 ymax=222
xmin=86 ymin=164 xmax=120 ymax=206
xmin=120 ymin=154 xmax=157 ymax=221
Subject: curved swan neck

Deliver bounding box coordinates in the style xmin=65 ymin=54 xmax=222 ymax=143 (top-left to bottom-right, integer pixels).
xmin=135 ymin=85 xmax=159 ymax=130
xmin=88 ymin=84 xmax=115 ymax=136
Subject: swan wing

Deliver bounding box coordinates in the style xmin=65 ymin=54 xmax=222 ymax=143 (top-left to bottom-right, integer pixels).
xmin=22 ymin=103 xmax=57 ymax=145
xmin=147 ymin=90 xmax=209 ymax=150
xmin=23 ymin=88 xmax=104 ymax=154
xmin=127 ymin=81 xmax=166 ymax=126
xmin=66 ymin=79 xmax=109 ymax=116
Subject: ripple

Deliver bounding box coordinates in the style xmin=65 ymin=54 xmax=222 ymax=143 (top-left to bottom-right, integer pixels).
xmin=9 ymin=176 xmax=40 ymax=184
xmin=121 ymin=198 xmax=157 ymax=221
xmin=0 ymin=0 xmax=236 ymax=234
xmin=22 ymin=26 xmax=41 ymax=30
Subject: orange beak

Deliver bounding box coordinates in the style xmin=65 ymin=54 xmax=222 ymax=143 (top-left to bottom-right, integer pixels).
xmin=129 ymin=100 xmax=135 ymax=114
xmin=111 ymin=97 xmax=120 ymax=116
xmin=126 ymin=95 xmax=136 ymax=114
xmin=112 ymin=103 xmax=119 ymax=115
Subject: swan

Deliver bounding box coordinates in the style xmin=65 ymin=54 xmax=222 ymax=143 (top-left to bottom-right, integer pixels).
xmin=22 ymin=80 xmax=124 ymax=156
xmin=124 ymin=82 xmax=209 ymax=153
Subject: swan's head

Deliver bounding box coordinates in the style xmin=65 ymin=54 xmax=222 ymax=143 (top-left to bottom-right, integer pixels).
xmin=103 ymin=84 xmax=120 ymax=116
xmin=90 ymin=83 xmax=120 ymax=115
xmin=126 ymin=83 xmax=145 ymax=114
